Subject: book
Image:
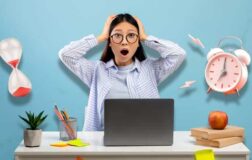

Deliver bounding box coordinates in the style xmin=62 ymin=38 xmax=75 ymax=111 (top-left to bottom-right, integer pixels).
xmin=191 ymin=125 xmax=244 ymax=140
xmin=196 ymin=136 xmax=244 ymax=148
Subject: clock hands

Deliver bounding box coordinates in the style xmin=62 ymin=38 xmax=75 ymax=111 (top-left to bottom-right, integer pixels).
xmin=223 ymin=57 xmax=227 ymax=70
xmin=217 ymin=57 xmax=227 ymax=82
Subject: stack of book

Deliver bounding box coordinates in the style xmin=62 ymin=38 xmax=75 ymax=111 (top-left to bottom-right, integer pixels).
xmin=190 ymin=125 xmax=244 ymax=148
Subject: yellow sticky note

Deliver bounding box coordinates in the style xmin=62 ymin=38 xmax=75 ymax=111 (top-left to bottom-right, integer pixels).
xmin=50 ymin=141 xmax=68 ymax=147
xmin=195 ymin=149 xmax=215 ymax=160
xmin=68 ymin=138 xmax=89 ymax=147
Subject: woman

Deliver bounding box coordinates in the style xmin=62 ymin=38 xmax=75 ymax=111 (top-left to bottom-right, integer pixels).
xmin=59 ymin=13 xmax=186 ymax=131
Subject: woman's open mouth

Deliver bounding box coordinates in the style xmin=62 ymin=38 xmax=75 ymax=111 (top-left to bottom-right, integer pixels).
xmin=120 ymin=49 xmax=129 ymax=56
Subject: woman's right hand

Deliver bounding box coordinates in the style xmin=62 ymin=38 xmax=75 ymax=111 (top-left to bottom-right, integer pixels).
xmin=134 ymin=16 xmax=148 ymax=41
xmin=97 ymin=15 xmax=116 ymax=43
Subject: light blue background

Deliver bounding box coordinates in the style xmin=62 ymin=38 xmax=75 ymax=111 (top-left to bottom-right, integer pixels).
xmin=0 ymin=0 xmax=251 ymax=159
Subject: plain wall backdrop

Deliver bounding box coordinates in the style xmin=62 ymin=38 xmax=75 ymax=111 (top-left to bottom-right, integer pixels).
xmin=0 ymin=0 xmax=251 ymax=159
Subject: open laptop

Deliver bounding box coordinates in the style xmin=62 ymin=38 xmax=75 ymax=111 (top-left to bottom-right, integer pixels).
xmin=104 ymin=99 xmax=174 ymax=146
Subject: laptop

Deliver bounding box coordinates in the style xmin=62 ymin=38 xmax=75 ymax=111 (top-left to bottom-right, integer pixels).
xmin=104 ymin=99 xmax=174 ymax=146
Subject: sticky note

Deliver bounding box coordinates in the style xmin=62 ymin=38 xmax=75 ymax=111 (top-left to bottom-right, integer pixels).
xmin=68 ymin=138 xmax=89 ymax=147
xmin=195 ymin=149 xmax=215 ymax=160
xmin=50 ymin=141 xmax=68 ymax=147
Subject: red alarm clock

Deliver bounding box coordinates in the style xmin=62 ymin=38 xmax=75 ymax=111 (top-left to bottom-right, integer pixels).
xmin=205 ymin=36 xmax=250 ymax=95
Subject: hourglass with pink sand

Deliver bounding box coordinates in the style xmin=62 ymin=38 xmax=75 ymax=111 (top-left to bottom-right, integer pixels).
xmin=0 ymin=38 xmax=32 ymax=97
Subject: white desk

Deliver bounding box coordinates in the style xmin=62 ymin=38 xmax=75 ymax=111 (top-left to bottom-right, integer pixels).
xmin=15 ymin=131 xmax=250 ymax=160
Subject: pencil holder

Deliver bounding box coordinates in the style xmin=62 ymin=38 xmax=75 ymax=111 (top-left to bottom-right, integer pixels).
xmin=58 ymin=117 xmax=77 ymax=141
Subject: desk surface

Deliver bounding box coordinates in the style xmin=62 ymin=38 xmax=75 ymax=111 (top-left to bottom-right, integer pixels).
xmin=15 ymin=131 xmax=250 ymax=156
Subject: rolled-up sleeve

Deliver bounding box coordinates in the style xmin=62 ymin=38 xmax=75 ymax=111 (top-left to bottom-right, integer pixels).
xmin=144 ymin=35 xmax=186 ymax=85
xmin=58 ymin=34 xmax=98 ymax=88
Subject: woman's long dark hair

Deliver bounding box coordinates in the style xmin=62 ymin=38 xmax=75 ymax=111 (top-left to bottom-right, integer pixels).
xmin=100 ymin=13 xmax=146 ymax=63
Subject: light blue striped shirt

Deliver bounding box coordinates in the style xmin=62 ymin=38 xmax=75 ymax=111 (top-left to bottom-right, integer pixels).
xmin=101 ymin=62 xmax=134 ymax=129
xmin=106 ymin=62 xmax=134 ymax=99
xmin=59 ymin=34 xmax=186 ymax=131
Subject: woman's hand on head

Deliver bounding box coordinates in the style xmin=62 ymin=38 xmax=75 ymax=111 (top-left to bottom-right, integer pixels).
xmin=97 ymin=15 xmax=116 ymax=43
xmin=134 ymin=16 xmax=148 ymax=41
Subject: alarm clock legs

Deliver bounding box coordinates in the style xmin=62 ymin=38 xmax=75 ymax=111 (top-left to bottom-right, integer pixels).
xmin=207 ymin=87 xmax=212 ymax=93
xmin=236 ymin=88 xmax=240 ymax=96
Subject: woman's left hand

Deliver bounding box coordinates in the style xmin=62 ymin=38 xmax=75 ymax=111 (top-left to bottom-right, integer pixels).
xmin=134 ymin=16 xmax=148 ymax=41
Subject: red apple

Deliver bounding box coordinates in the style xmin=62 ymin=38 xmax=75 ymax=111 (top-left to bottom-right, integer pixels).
xmin=208 ymin=111 xmax=228 ymax=129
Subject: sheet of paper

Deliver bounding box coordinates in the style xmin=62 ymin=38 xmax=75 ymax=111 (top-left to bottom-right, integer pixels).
xmin=188 ymin=34 xmax=205 ymax=49
xmin=180 ymin=80 xmax=196 ymax=88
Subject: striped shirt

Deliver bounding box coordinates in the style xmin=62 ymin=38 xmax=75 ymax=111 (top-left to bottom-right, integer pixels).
xmin=59 ymin=34 xmax=186 ymax=131
xmin=106 ymin=62 xmax=134 ymax=99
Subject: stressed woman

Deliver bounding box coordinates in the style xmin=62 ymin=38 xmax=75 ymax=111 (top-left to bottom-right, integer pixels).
xmin=59 ymin=13 xmax=186 ymax=131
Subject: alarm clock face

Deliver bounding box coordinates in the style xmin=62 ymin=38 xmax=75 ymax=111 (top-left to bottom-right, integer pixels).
xmin=205 ymin=53 xmax=242 ymax=92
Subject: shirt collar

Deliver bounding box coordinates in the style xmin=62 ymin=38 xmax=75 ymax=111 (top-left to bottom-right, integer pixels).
xmin=105 ymin=58 xmax=141 ymax=73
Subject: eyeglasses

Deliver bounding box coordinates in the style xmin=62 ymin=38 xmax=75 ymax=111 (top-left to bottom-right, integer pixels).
xmin=110 ymin=33 xmax=138 ymax=44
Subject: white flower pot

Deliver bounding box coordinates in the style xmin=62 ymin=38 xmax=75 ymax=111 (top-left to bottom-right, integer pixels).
xmin=24 ymin=129 xmax=42 ymax=147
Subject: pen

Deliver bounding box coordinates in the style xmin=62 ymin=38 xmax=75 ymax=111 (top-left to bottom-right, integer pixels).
xmin=62 ymin=109 xmax=70 ymax=120
xmin=54 ymin=105 xmax=75 ymax=139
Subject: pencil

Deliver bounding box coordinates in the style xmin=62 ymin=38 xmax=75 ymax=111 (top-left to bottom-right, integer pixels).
xmin=54 ymin=105 xmax=75 ymax=139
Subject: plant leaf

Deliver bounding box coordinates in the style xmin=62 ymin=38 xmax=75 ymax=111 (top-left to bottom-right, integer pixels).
xmin=21 ymin=111 xmax=47 ymax=130
xmin=31 ymin=112 xmax=35 ymax=123
xmin=37 ymin=115 xmax=48 ymax=127
xmin=19 ymin=115 xmax=31 ymax=127
xmin=26 ymin=111 xmax=32 ymax=122
xmin=41 ymin=115 xmax=48 ymax=123
xmin=34 ymin=111 xmax=44 ymax=127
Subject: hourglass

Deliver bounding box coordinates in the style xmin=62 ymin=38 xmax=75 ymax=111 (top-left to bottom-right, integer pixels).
xmin=0 ymin=38 xmax=32 ymax=97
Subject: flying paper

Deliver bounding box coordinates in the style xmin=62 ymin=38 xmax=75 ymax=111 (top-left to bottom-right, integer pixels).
xmin=188 ymin=34 xmax=205 ymax=49
xmin=180 ymin=80 xmax=196 ymax=89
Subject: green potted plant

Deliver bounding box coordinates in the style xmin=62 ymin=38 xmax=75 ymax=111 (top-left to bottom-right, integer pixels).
xmin=19 ymin=111 xmax=47 ymax=147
